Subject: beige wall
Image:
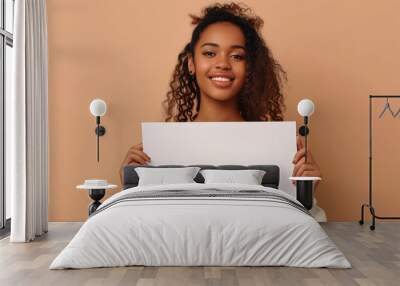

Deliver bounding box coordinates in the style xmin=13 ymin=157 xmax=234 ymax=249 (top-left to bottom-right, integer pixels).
xmin=47 ymin=0 xmax=400 ymax=221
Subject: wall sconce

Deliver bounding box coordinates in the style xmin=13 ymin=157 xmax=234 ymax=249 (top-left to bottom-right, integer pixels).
xmin=89 ymin=99 xmax=107 ymax=162
xmin=297 ymin=99 xmax=314 ymax=163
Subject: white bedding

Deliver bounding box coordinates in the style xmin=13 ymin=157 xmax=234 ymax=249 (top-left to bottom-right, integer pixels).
xmin=50 ymin=183 xmax=351 ymax=269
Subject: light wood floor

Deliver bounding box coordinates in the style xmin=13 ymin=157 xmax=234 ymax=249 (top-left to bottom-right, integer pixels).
xmin=0 ymin=222 xmax=399 ymax=286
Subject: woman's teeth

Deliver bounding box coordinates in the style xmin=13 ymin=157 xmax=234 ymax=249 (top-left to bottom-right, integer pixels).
xmin=211 ymin=77 xmax=232 ymax=82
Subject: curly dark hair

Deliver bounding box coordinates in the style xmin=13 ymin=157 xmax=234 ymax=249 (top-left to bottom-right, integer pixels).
xmin=163 ymin=2 xmax=287 ymax=122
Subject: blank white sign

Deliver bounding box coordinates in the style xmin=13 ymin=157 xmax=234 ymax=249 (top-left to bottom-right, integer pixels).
xmin=142 ymin=122 xmax=297 ymax=196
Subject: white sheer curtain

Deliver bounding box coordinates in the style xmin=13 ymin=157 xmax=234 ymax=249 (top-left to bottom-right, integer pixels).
xmin=8 ymin=0 xmax=48 ymax=242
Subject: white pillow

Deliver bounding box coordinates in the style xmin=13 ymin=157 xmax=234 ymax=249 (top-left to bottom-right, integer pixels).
xmin=135 ymin=167 xmax=201 ymax=186
xmin=200 ymin=169 xmax=266 ymax=185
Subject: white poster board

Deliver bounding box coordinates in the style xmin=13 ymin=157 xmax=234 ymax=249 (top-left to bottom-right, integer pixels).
xmin=142 ymin=122 xmax=297 ymax=196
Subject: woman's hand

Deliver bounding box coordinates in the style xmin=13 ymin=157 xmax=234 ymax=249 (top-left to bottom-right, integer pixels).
xmin=119 ymin=142 xmax=151 ymax=184
xmin=291 ymin=135 xmax=322 ymax=188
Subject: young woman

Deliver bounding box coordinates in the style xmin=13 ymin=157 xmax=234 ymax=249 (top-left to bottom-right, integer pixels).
xmin=120 ymin=3 xmax=322 ymax=187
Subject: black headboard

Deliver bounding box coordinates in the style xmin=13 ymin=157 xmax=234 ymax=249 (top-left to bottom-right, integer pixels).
xmin=123 ymin=164 xmax=280 ymax=189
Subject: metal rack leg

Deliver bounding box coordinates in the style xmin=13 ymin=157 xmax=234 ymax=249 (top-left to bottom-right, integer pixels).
xmin=359 ymin=204 xmax=367 ymax=225
xmin=359 ymin=202 xmax=400 ymax=230
xmin=369 ymin=206 xmax=376 ymax=231
xmin=359 ymin=203 xmax=376 ymax=230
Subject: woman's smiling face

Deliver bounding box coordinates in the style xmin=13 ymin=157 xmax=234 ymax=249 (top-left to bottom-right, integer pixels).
xmin=189 ymin=22 xmax=247 ymax=103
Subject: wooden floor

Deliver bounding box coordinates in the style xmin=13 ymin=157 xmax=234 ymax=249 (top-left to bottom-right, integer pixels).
xmin=0 ymin=222 xmax=399 ymax=286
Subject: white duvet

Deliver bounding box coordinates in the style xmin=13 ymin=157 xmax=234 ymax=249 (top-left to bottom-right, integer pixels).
xmin=50 ymin=183 xmax=351 ymax=269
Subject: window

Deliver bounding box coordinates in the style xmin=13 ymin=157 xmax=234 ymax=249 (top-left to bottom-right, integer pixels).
xmin=0 ymin=0 xmax=14 ymax=234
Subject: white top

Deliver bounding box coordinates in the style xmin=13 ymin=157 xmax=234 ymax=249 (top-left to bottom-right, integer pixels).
xmin=77 ymin=184 xmax=117 ymax=190
xmin=289 ymin=176 xmax=322 ymax=181
xmin=77 ymin=179 xmax=118 ymax=190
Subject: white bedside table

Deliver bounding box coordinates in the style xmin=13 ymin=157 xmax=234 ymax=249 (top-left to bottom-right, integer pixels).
xmin=77 ymin=180 xmax=117 ymax=215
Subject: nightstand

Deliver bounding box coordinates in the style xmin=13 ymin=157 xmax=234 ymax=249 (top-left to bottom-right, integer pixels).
xmin=77 ymin=180 xmax=117 ymax=215
xmin=289 ymin=176 xmax=321 ymax=210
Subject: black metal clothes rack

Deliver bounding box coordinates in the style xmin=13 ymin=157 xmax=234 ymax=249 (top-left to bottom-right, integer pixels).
xmin=359 ymin=95 xmax=400 ymax=230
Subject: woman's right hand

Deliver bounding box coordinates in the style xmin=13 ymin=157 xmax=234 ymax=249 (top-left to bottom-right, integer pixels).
xmin=119 ymin=142 xmax=151 ymax=183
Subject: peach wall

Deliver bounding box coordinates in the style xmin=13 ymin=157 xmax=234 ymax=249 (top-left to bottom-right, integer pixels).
xmin=47 ymin=0 xmax=400 ymax=221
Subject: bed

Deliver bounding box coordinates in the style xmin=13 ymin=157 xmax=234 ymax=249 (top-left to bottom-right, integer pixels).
xmin=50 ymin=165 xmax=350 ymax=269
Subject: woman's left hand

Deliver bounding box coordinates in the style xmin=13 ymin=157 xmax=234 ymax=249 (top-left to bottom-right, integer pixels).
xmin=292 ymin=135 xmax=322 ymax=186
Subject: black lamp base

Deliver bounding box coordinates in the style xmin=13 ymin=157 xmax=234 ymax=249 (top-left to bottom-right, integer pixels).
xmin=296 ymin=180 xmax=313 ymax=210
xmin=88 ymin=189 xmax=105 ymax=215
